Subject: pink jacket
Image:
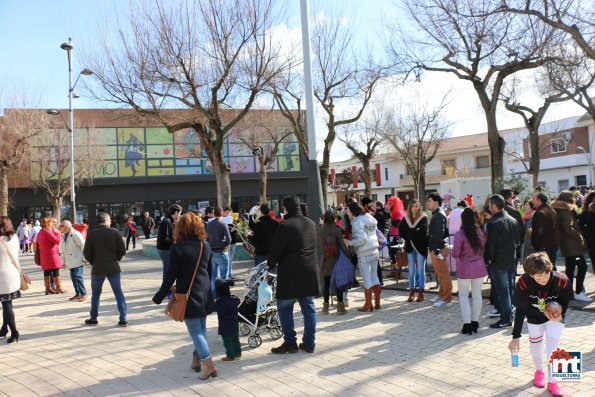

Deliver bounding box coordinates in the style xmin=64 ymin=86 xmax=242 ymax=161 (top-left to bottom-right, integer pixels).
xmin=451 ymin=229 xmax=488 ymax=279
xmin=37 ymin=228 xmax=62 ymax=270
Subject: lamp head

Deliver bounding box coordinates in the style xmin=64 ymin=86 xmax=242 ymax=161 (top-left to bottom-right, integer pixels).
xmin=576 ymin=146 xmax=585 ymax=152
xmin=81 ymin=68 xmax=93 ymax=76
xmin=47 ymin=109 xmax=60 ymax=115
xmin=60 ymin=42 xmax=73 ymax=51
xmin=72 ymin=91 xmax=80 ymax=99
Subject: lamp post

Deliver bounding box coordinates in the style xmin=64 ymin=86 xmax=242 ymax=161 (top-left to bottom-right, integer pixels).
xmin=576 ymin=146 xmax=593 ymax=187
xmin=48 ymin=38 xmax=93 ymax=222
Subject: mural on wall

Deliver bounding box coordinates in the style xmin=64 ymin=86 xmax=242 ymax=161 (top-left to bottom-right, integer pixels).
xmin=31 ymin=126 xmax=301 ymax=180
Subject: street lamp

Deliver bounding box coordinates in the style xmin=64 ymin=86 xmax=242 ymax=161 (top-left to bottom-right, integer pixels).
xmin=576 ymin=146 xmax=593 ymax=187
xmin=48 ymin=37 xmax=93 ymax=222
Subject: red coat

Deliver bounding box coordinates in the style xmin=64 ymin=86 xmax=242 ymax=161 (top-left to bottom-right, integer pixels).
xmin=37 ymin=228 xmax=62 ymax=270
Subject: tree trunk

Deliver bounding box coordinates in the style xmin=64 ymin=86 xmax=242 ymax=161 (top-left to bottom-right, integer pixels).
xmin=362 ymin=158 xmax=372 ymax=197
xmin=320 ymin=144 xmax=332 ymax=210
xmin=528 ymin=129 xmax=540 ymax=190
xmin=415 ymin=172 xmax=426 ymax=201
xmin=486 ymin=120 xmax=505 ymax=193
xmin=211 ymin=150 xmax=232 ymax=208
xmin=0 ymin=166 xmax=8 ymax=217
xmin=52 ymin=197 xmax=63 ymax=220
xmin=259 ymin=158 xmax=268 ymax=203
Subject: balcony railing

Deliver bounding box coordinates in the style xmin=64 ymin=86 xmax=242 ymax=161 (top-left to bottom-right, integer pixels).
xmin=401 ymin=166 xmax=491 ymax=179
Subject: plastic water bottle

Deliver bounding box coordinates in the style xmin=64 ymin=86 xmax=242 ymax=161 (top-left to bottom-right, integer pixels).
xmin=511 ymin=352 xmax=519 ymax=368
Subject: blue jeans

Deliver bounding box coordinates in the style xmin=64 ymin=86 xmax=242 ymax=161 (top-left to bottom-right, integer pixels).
xmin=184 ymin=316 xmax=211 ymax=360
xmin=227 ymin=244 xmax=236 ymax=279
xmin=277 ymin=296 xmax=317 ymax=348
xmin=144 ymin=232 xmax=152 ymax=240
xmin=407 ymin=251 xmax=426 ymax=289
xmin=210 ymin=252 xmax=229 ymax=299
xmin=157 ymin=249 xmax=171 ymax=282
xmin=90 ymin=272 xmax=127 ymax=322
xmin=254 ymin=255 xmax=268 ymax=267
xmin=491 ymin=266 xmax=515 ymax=324
xmin=69 ymin=266 xmax=87 ymax=296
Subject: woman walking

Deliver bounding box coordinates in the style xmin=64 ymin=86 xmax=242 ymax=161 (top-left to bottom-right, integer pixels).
xmin=153 ymin=212 xmax=217 ymax=380
xmin=37 ymin=217 xmax=66 ymax=294
xmin=551 ymin=191 xmax=591 ymax=301
xmin=318 ymin=210 xmax=350 ymax=314
xmin=579 ymin=191 xmax=595 ymax=275
xmin=124 ymin=216 xmax=138 ymax=251
xmin=346 ymin=202 xmax=380 ymax=312
xmin=451 ymin=207 xmax=487 ymax=335
xmin=0 ymin=217 xmax=22 ymax=343
xmin=399 ymin=199 xmax=428 ymax=302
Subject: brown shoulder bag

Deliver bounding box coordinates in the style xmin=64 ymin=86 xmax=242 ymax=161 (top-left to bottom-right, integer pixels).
xmin=165 ymin=242 xmax=203 ymax=322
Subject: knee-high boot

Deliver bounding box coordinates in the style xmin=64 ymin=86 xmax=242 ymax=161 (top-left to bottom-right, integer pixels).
xmin=44 ymin=276 xmax=57 ymax=295
xmin=358 ymin=288 xmax=374 ymax=312
xmin=372 ymin=285 xmax=382 ymax=309
xmin=53 ymin=276 xmax=67 ymax=293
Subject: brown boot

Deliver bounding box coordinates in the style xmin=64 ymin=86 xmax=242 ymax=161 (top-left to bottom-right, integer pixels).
xmin=358 ymin=288 xmax=374 ymax=312
xmin=336 ymin=302 xmax=347 ymax=315
xmin=44 ymin=276 xmax=57 ymax=295
xmin=372 ymin=285 xmax=382 ymax=309
xmin=407 ymin=288 xmax=417 ymax=302
xmin=198 ymin=357 xmax=218 ymax=380
xmin=321 ymin=302 xmax=329 ymax=314
xmin=53 ymin=276 xmax=67 ymax=294
xmin=416 ymin=288 xmax=425 ymax=302
xmin=191 ymin=351 xmax=201 ymax=372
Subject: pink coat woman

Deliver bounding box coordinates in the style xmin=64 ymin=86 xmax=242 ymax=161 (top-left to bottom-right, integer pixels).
xmin=37 ymin=227 xmax=62 ymax=270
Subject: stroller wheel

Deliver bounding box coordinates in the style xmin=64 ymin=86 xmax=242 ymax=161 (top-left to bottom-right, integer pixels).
xmin=269 ymin=327 xmax=283 ymax=340
xmin=248 ymin=335 xmax=262 ymax=348
xmin=239 ymin=323 xmax=250 ymax=336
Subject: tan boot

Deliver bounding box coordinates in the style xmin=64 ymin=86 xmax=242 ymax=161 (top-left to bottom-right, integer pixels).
xmin=44 ymin=276 xmax=57 ymax=295
xmin=407 ymin=288 xmax=417 ymax=302
xmin=336 ymin=302 xmax=347 ymax=315
xmin=372 ymin=285 xmax=382 ymax=309
xmin=53 ymin=276 xmax=67 ymax=294
xmin=321 ymin=302 xmax=329 ymax=314
xmin=358 ymin=289 xmax=374 ymax=312
xmin=416 ymin=288 xmax=425 ymax=302
xmin=191 ymin=351 xmax=201 ymax=372
xmin=198 ymin=357 xmax=218 ymax=380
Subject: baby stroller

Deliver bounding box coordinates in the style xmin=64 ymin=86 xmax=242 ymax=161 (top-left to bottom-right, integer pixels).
xmin=238 ymin=261 xmax=283 ymax=348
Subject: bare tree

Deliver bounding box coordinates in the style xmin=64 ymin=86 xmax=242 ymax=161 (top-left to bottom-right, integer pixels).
xmin=0 ymin=103 xmax=49 ymax=216
xmin=331 ymin=167 xmax=374 ymax=202
xmin=29 ymin=127 xmax=102 ymax=220
xmin=234 ymin=113 xmax=294 ymax=202
xmin=389 ymin=0 xmax=559 ymax=192
xmin=84 ymin=0 xmax=289 ymax=207
xmin=382 ymin=98 xmax=452 ymax=200
xmin=495 ymin=0 xmax=594 ymax=60
xmin=337 ymin=109 xmax=385 ymax=197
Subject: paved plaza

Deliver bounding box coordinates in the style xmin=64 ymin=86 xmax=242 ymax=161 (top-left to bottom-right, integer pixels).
xmin=0 ymin=248 xmax=593 ymax=397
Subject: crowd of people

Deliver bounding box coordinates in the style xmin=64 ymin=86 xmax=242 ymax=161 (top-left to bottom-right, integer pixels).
xmin=0 ymin=185 xmax=593 ymax=395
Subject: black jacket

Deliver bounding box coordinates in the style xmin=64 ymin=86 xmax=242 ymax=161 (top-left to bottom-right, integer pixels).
xmin=267 ymin=213 xmax=320 ymax=300
xmin=251 ymin=216 xmax=279 ymax=256
xmin=428 ymin=208 xmax=448 ymax=251
xmin=83 ymin=225 xmax=126 ymax=276
xmin=504 ymin=204 xmax=525 ymax=245
xmin=579 ymin=207 xmax=595 ymax=252
xmin=512 ymin=272 xmax=573 ymax=338
xmin=206 ymin=218 xmax=232 ymax=251
xmin=141 ymin=216 xmax=155 ymax=233
xmin=153 ymin=238 xmax=214 ymax=318
xmin=531 ymin=204 xmax=559 ymax=251
xmin=486 ymin=210 xmax=519 ymax=268
xmin=399 ymin=214 xmax=429 ymax=257
xmin=156 ymin=216 xmax=175 ymax=250
xmin=374 ymin=208 xmax=391 ymax=236
xmin=215 ymin=295 xmax=240 ymax=336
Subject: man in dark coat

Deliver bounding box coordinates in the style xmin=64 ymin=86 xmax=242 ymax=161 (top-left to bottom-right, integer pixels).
xmin=501 ymin=189 xmax=525 ymax=265
xmin=251 ymin=203 xmax=279 ymax=266
xmin=267 ymin=196 xmax=320 ymax=354
xmin=83 ymin=212 xmax=128 ymax=327
xmin=531 ymin=192 xmax=559 ymax=269
xmin=141 ymin=211 xmax=156 ymax=240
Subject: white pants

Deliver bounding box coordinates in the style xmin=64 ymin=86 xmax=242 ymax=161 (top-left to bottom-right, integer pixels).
xmin=527 ymin=321 xmax=565 ymax=379
xmin=457 ymin=278 xmax=483 ymax=323
xmin=358 ymin=252 xmax=380 ymax=289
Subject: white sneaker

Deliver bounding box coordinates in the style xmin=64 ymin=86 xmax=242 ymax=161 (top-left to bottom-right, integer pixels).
xmin=433 ymin=300 xmax=452 ymax=307
xmin=430 ymin=296 xmax=442 ymax=303
xmin=487 ymin=309 xmax=500 ymax=318
xmin=574 ymin=292 xmax=592 ymax=302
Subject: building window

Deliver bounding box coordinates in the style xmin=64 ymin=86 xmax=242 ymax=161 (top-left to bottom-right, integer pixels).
xmin=551 ymin=138 xmax=567 ymax=154
xmin=372 ymin=194 xmax=378 ymax=201
xmin=385 ymin=167 xmax=389 ymax=180
xmin=475 ymin=155 xmax=490 ymax=169
xmin=558 ymin=179 xmax=569 ymax=193
xmin=442 ymin=159 xmax=456 ymax=175
xmin=576 ymin=175 xmax=587 ymax=186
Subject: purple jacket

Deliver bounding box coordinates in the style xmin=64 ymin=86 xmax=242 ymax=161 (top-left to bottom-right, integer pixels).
xmin=451 ymin=229 xmax=487 ymax=279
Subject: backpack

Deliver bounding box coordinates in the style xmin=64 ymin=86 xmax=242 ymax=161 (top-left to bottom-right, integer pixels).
xmin=323 ymin=233 xmax=339 ymax=257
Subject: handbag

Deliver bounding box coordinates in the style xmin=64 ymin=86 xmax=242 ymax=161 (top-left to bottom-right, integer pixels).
xmin=164 ymin=242 xmax=203 ymax=322
xmin=396 ymin=248 xmax=408 ymax=268
xmin=34 ymin=245 xmax=42 ymax=266
xmin=1 ymin=239 xmax=32 ymax=291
